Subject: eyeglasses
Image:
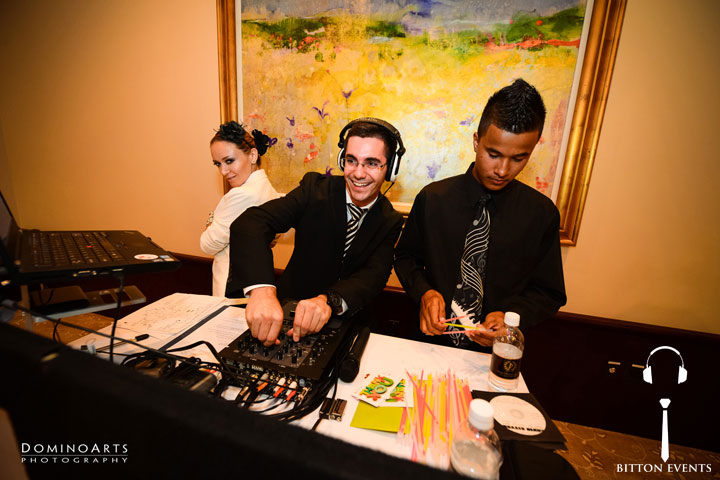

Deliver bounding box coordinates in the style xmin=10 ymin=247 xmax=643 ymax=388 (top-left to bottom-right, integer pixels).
xmin=344 ymin=157 xmax=386 ymax=171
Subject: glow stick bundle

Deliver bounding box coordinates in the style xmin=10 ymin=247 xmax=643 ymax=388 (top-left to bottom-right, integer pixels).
xmin=398 ymin=370 xmax=473 ymax=469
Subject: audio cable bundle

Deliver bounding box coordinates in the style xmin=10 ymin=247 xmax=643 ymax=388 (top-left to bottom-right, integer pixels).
xmin=215 ymin=302 xmax=363 ymax=422
xmin=0 ymin=297 xmax=369 ymax=424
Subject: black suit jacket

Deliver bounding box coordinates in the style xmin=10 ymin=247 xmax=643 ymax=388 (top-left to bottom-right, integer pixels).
xmin=226 ymin=173 xmax=403 ymax=315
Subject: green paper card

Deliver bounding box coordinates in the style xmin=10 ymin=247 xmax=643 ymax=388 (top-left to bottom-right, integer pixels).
xmin=350 ymin=401 xmax=406 ymax=433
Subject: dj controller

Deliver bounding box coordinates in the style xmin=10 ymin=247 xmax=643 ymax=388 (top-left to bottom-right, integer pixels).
xmin=219 ymin=301 xmax=355 ymax=384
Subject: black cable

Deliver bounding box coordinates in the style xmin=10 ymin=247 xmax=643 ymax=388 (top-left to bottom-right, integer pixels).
xmin=242 ymin=387 xmax=261 ymax=408
xmin=250 ymin=376 xmax=295 ymax=407
xmin=229 ymin=372 xmax=261 ymax=406
xmin=312 ymin=373 xmax=340 ymax=431
xmin=314 ymin=325 xmax=357 ymax=417
xmin=31 ymin=284 xmax=62 ymax=343
xmin=213 ymin=377 xmax=232 ymax=399
xmin=274 ymin=379 xmax=331 ymax=422
xmin=168 ymin=340 xmax=232 ymax=375
xmin=108 ymin=272 xmax=126 ymax=364
xmin=253 ymin=403 xmax=286 ymax=414
xmin=270 ymin=361 xmax=341 ymax=422
xmin=382 ymin=181 xmax=396 ymax=196
xmin=52 ymin=313 xmax=62 ymax=343
xmin=120 ymin=339 xmax=255 ymax=389
xmin=0 ymin=298 xmax=226 ymax=377
xmin=2 ymin=296 xmax=357 ymax=423
xmin=37 ymin=284 xmax=55 ymax=305
xmin=274 ymin=321 xmax=357 ymax=422
xmin=2 ymin=297 xmax=278 ymax=406
xmin=310 ymin=414 xmax=323 ymax=430
xmin=164 ymin=341 xmax=266 ymax=389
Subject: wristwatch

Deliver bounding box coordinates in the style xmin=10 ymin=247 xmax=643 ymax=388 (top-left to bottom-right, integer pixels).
xmin=325 ymin=290 xmax=344 ymax=316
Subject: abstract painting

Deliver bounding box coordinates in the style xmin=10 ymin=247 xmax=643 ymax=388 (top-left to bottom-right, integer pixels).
xmin=240 ymin=0 xmax=589 ymax=209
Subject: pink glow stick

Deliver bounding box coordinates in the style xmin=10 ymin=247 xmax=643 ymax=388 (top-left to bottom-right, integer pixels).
xmin=398 ymin=405 xmax=408 ymax=438
xmin=462 ymin=382 xmax=473 ymax=406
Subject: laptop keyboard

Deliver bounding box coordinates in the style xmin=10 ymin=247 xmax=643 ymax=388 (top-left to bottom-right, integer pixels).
xmin=31 ymin=232 xmax=124 ymax=267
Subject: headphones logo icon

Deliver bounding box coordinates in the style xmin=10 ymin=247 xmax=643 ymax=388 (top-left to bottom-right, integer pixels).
xmin=642 ymin=346 xmax=688 ymax=384
xmin=642 ymin=346 xmax=688 ymax=462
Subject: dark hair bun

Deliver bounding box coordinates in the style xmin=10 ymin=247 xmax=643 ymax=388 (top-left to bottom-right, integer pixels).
xmin=251 ymin=129 xmax=272 ymax=156
xmin=214 ymin=121 xmax=247 ymax=146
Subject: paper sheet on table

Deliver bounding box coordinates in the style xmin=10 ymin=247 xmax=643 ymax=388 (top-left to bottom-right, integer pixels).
xmin=163 ymin=305 xmax=247 ymax=363
xmin=71 ymin=325 xmax=174 ymax=361
xmin=117 ymin=293 xmax=225 ymax=337
xmin=73 ymin=325 xmax=160 ymax=351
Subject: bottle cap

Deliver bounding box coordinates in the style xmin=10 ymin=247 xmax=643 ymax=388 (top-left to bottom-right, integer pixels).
xmin=504 ymin=311 xmax=520 ymax=327
xmin=468 ymin=399 xmax=495 ymax=431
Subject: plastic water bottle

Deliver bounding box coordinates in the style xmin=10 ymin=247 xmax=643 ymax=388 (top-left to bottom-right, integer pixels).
xmin=450 ymin=399 xmax=502 ymax=479
xmin=488 ymin=312 xmax=524 ymax=392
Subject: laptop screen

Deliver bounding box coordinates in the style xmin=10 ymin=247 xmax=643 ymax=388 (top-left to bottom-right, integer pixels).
xmin=0 ymin=193 xmax=12 ymax=246
xmin=0 ymin=188 xmax=181 ymax=282
xmin=0 ymin=192 xmax=15 ymax=272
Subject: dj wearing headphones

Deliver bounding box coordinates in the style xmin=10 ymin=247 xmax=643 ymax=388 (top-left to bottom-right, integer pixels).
xmin=226 ymin=118 xmax=405 ymax=347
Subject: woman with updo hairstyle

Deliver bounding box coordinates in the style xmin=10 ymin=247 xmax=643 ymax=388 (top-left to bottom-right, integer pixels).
xmin=201 ymin=121 xmax=279 ymax=296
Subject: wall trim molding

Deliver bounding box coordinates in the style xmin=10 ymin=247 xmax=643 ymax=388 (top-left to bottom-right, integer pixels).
xmin=172 ymin=252 xmax=213 ymax=265
xmin=382 ymin=283 xmax=717 ymax=340
xmin=555 ymin=310 xmax=720 ymax=341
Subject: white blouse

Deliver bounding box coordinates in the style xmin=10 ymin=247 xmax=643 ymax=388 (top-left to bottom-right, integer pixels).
xmin=200 ymin=169 xmax=279 ymax=296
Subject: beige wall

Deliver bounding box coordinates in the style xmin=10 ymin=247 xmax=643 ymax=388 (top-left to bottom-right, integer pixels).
xmin=2 ymin=0 xmax=719 ymax=334
xmin=560 ymin=0 xmax=720 ymax=334
xmin=0 ymin=0 xmax=223 ymax=256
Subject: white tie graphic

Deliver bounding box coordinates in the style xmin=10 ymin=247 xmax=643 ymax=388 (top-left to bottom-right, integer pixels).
xmin=660 ymin=398 xmax=670 ymax=461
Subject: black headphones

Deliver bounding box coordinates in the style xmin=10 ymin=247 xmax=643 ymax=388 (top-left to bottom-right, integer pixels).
xmin=336 ymin=117 xmax=406 ymax=182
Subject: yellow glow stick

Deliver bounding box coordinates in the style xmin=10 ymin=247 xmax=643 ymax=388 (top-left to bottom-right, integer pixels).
xmin=443 ymin=322 xmax=487 ymax=330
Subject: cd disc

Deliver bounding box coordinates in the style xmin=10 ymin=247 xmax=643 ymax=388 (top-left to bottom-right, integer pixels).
xmin=489 ymin=395 xmax=546 ymax=436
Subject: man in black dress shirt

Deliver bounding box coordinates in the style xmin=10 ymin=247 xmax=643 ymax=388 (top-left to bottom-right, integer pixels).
xmin=394 ymin=79 xmax=566 ymax=350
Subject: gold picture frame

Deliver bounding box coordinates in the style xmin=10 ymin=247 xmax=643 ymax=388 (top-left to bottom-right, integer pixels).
xmin=216 ymin=0 xmax=626 ymax=246
xmin=216 ymin=0 xmax=237 ymax=125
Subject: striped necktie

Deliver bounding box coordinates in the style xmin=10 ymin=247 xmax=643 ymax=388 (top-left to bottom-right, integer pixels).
xmin=344 ymin=203 xmax=367 ymax=258
xmin=448 ymin=194 xmax=491 ymax=347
